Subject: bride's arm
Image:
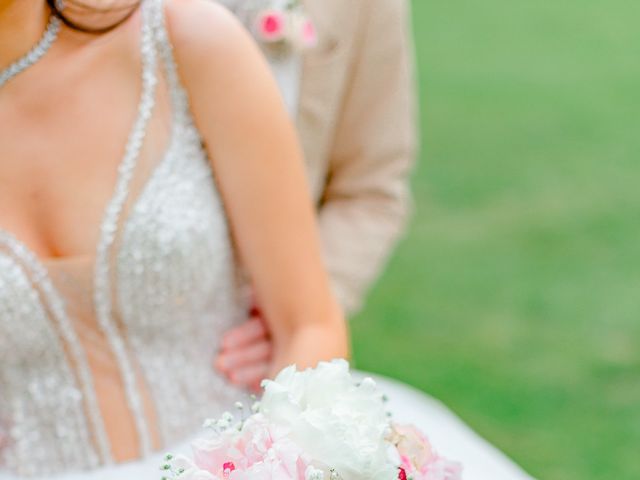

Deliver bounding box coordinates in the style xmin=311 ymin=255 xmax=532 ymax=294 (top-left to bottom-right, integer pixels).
xmin=164 ymin=0 xmax=349 ymax=373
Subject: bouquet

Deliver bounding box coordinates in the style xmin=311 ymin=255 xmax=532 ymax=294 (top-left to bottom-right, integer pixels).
xmin=161 ymin=360 xmax=462 ymax=480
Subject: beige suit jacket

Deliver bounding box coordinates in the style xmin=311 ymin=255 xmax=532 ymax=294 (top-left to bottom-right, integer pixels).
xmin=297 ymin=0 xmax=418 ymax=314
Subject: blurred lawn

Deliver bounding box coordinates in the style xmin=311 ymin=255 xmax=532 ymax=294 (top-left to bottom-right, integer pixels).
xmin=351 ymin=1 xmax=640 ymax=479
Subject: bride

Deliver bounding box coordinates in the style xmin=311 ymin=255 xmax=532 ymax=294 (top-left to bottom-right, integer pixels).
xmin=0 ymin=0 xmax=347 ymax=476
xmin=0 ymin=0 xmax=532 ymax=479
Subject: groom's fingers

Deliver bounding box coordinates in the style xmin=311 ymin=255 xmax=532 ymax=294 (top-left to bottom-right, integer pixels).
xmin=229 ymin=364 xmax=270 ymax=392
xmin=221 ymin=316 xmax=268 ymax=350
xmin=216 ymin=339 xmax=272 ymax=372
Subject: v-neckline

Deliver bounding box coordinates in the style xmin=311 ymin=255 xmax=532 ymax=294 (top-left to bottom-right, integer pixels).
xmin=0 ymin=0 xmax=158 ymax=267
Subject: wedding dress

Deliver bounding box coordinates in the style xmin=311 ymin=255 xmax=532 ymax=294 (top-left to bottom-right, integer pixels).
xmin=0 ymin=0 xmax=533 ymax=478
xmin=0 ymin=0 xmax=247 ymax=476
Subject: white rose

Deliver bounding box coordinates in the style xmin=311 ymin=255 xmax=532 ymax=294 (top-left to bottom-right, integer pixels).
xmin=260 ymin=360 xmax=397 ymax=480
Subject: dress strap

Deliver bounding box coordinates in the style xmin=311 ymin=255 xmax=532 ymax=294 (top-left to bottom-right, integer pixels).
xmin=149 ymin=0 xmax=191 ymax=123
xmin=92 ymin=0 xmax=160 ymax=459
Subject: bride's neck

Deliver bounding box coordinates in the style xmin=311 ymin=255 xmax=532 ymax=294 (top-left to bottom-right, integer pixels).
xmin=0 ymin=1 xmax=50 ymax=70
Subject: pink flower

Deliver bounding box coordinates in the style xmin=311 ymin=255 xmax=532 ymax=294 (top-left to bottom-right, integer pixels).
xmin=392 ymin=424 xmax=435 ymax=472
xmin=418 ymin=457 xmax=464 ymax=480
xmin=300 ymin=19 xmax=317 ymax=48
xmin=222 ymin=462 xmax=235 ymax=478
xmin=390 ymin=424 xmax=463 ymax=480
xmin=189 ymin=415 xmax=309 ymax=480
xmin=255 ymin=10 xmax=287 ymax=43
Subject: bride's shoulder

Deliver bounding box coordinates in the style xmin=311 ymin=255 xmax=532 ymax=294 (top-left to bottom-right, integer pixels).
xmin=160 ymin=0 xmax=284 ymax=137
xmin=164 ymin=0 xmax=240 ymax=39
xmin=163 ymin=0 xmax=255 ymax=72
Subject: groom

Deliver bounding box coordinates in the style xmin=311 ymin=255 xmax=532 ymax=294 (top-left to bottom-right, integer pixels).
xmin=216 ymin=0 xmax=417 ymax=388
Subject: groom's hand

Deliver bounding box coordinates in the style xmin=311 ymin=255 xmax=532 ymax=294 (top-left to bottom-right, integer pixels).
xmin=215 ymin=312 xmax=273 ymax=392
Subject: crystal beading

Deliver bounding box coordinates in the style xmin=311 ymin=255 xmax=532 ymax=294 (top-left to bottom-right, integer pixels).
xmin=0 ymin=15 xmax=61 ymax=88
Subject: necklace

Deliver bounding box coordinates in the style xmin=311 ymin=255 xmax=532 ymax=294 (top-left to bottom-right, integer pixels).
xmin=0 ymin=14 xmax=61 ymax=88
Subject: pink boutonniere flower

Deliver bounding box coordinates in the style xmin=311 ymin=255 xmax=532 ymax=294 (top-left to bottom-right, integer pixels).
xmin=253 ymin=0 xmax=317 ymax=53
xmin=300 ymin=18 xmax=317 ymax=48
xmin=256 ymin=10 xmax=287 ymax=42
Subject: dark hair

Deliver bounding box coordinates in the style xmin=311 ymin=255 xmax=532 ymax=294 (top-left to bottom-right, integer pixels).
xmin=46 ymin=0 xmax=141 ymax=34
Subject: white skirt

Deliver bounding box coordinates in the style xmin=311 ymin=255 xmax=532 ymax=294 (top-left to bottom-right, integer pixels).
xmin=0 ymin=373 xmax=534 ymax=480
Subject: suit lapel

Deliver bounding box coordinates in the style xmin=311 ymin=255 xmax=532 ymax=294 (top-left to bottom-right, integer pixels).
xmin=297 ymin=0 xmax=362 ymax=199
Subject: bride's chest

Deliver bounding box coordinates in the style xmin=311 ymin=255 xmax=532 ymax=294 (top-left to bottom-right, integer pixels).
xmin=0 ymin=142 xmax=237 ymax=354
xmin=0 ymin=48 xmax=158 ymax=259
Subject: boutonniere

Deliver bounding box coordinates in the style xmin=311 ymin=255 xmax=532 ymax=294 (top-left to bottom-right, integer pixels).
xmin=253 ymin=0 xmax=317 ymax=53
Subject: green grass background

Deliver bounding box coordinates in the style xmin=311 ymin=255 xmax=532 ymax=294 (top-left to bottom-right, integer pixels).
xmin=350 ymin=1 xmax=640 ymax=479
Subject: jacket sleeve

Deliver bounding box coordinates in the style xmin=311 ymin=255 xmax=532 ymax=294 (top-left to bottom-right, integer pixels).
xmin=318 ymin=0 xmax=418 ymax=315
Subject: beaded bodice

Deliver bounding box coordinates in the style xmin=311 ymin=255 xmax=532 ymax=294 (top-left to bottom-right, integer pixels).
xmin=0 ymin=1 xmax=247 ymax=476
